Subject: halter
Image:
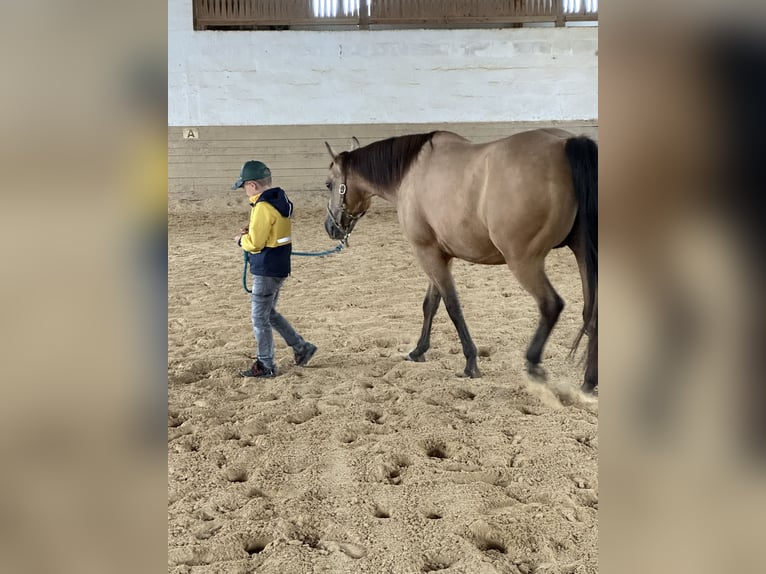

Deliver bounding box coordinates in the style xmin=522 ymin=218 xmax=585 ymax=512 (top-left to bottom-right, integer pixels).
xmin=327 ymin=181 xmax=366 ymax=246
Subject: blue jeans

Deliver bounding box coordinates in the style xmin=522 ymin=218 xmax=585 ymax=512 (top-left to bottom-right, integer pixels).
xmin=250 ymin=275 xmax=305 ymax=370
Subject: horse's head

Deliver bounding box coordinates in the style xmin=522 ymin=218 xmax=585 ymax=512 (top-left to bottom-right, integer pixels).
xmin=323 ymin=137 xmax=371 ymax=244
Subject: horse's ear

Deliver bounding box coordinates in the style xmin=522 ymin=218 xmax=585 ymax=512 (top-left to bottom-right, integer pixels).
xmin=351 ymin=136 xmax=360 ymax=150
xmin=325 ymin=141 xmax=338 ymax=160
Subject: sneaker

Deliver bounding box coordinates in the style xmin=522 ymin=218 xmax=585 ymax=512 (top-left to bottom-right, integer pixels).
xmin=239 ymin=360 xmax=277 ymax=378
xmin=294 ymin=342 xmax=317 ymax=367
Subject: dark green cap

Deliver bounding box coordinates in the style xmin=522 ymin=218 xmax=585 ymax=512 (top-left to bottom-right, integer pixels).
xmin=231 ymin=160 xmax=271 ymax=190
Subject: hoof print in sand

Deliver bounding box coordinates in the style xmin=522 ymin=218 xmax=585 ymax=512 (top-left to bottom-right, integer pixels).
xmin=216 ymin=426 xmax=240 ymax=441
xmin=286 ymin=404 xmax=320 ymax=425
xmin=423 ymin=439 xmax=450 ymax=459
xmin=242 ymin=420 xmax=269 ymax=436
xmin=422 ymin=554 xmax=456 ymax=572
xmin=318 ymin=539 xmax=367 ymax=559
xmin=451 ymin=388 xmax=476 ymax=401
xmin=377 ymin=454 xmax=411 ymax=485
xmin=386 ymin=467 xmax=403 ymax=485
xmin=365 ymin=409 xmax=384 ymax=425
xmin=168 ymin=412 xmax=187 ymax=428
xmin=469 ymin=522 xmax=508 ymax=555
xmin=225 ymin=467 xmax=248 ymax=483
xmin=244 ymin=535 xmax=272 ymax=555
xmin=338 ymin=542 xmax=367 ymax=559
xmin=372 ymin=504 xmax=390 ymax=519
xmin=194 ymin=522 xmax=222 ymax=540
xmin=339 ymin=430 xmax=358 ymax=444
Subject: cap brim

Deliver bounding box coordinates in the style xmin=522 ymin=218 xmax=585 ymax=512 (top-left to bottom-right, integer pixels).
xmin=231 ymin=178 xmax=244 ymax=190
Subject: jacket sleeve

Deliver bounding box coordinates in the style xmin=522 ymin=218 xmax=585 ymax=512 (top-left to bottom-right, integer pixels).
xmin=240 ymin=204 xmax=273 ymax=253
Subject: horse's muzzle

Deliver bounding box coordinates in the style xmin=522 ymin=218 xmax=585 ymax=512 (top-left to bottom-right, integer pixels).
xmin=324 ymin=215 xmax=345 ymax=240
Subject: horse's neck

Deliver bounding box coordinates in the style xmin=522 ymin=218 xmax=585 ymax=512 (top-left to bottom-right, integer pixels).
xmin=372 ymin=184 xmax=399 ymax=205
xmin=360 ymin=179 xmax=398 ymax=206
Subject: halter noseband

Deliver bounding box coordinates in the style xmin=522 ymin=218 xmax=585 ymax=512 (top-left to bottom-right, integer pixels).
xmin=327 ymin=182 xmax=366 ymax=246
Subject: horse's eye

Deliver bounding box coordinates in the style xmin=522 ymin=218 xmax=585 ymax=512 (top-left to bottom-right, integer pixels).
xmin=325 ymin=181 xmax=332 ymax=190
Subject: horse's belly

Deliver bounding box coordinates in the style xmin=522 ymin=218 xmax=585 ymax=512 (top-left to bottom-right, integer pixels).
xmin=398 ymin=195 xmax=505 ymax=264
xmin=438 ymin=237 xmax=506 ymax=265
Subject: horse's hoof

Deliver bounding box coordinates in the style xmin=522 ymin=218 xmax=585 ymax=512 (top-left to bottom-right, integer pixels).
xmin=526 ymin=362 xmax=547 ymax=382
xmin=458 ymin=367 xmax=481 ymax=379
xmin=581 ymin=383 xmax=598 ymax=396
xmin=406 ymin=352 xmax=425 ymax=363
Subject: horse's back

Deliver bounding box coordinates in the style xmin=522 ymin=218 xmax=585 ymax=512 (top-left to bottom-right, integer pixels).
xmin=402 ymin=128 xmax=578 ymax=261
xmin=431 ymin=129 xmax=574 ymax=178
xmin=428 ymin=128 xmax=576 ymax=208
xmin=436 ymin=127 xmax=571 ymax=149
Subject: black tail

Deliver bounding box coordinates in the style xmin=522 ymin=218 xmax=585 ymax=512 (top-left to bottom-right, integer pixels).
xmin=565 ymin=136 xmax=598 ymax=353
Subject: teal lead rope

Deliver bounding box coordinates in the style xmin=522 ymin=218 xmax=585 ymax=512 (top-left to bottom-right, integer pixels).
xmin=292 ymin=243 xmax=345 ymax=257
xmin=242 ymin=251 xmax=251 ymax=293
xmin=242 ymin=242 xmax=344 ymax=293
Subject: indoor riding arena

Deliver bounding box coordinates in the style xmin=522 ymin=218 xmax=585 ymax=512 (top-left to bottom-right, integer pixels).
xmin=169 ymin=1 xmax=599 ymax=572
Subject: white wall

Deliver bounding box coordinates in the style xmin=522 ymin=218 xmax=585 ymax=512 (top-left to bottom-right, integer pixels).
xmin=169 ymin=0 xmax=597 ymax=126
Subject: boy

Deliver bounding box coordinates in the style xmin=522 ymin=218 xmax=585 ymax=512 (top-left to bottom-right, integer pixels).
xmin=232 ymin=160 xmax=317 ymax=377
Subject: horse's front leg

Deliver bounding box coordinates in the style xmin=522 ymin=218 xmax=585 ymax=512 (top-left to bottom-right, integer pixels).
xmin=413 ymin=247 xmax=480 ymax=378
xmin=407 ymin=282 xmax=441 ymax=362
xmin=442 ymin=283 xmax=481 ymax=378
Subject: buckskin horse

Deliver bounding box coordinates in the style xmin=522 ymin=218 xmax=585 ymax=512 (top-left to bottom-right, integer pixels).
xmin=323 ymin=129 xmax=597 ymax=393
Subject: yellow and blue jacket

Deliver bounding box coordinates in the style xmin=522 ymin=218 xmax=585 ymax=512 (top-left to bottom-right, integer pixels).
xmin=239 ymin=187 xmax=293 ymax=277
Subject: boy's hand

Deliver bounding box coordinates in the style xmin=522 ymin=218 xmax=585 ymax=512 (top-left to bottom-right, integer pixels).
xmin=235 ymin=226 xmax=248 ymax=243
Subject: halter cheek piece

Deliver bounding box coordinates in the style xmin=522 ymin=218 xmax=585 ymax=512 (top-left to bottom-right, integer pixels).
xmin=327 ymin=182 xmax=366 ymax=246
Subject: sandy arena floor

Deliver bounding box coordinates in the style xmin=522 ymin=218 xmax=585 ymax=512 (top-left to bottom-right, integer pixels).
xmin=168 ymin=195 xmax=598 ymax=574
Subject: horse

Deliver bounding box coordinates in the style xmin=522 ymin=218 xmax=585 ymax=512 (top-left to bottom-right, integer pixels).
xmin=323 ymin=129 xmax=597 ymax=393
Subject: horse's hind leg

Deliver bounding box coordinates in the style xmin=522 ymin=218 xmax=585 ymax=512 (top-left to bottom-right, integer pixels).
xmin=508 ymin=257 xmax=564 ymax=381
xmin=568 ymin=228 xmax=598 ymax=392
xmin=407 ymin=282 xmax=441 ymax=362
xmin=567 ymin=229 xmax=593 ymax=333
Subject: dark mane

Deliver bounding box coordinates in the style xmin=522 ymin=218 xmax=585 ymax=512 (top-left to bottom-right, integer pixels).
xmin=342 ymin=132 xmax=438 ymax=190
